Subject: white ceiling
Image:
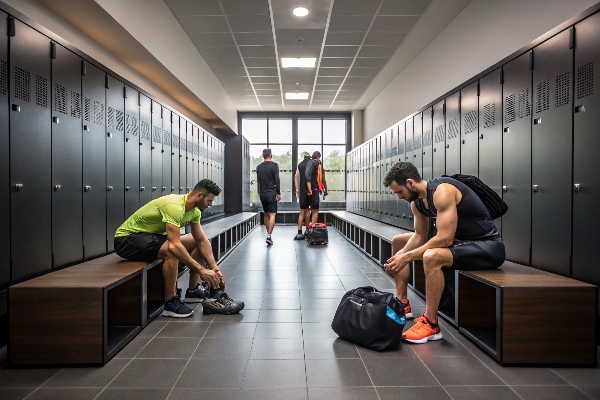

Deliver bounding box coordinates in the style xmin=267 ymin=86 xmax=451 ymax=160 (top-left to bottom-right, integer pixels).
xmin=165 ymin=0 xmax=433 ymax=112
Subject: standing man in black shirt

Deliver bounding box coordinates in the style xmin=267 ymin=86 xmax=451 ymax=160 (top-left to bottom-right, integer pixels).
xmin=304 ymin=151 xmax=327 ymax=224
xmin=256 ymin=148 xmax=280 ymax=245
xmin=294 ymin=152 xmax=312 ymax=240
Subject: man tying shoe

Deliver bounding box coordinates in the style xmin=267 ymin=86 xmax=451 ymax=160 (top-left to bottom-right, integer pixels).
xmin=114 ymin=179 xmax=244 ymax=317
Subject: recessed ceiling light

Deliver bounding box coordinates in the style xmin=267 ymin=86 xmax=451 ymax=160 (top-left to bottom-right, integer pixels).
xmin=293 ymin=7 xmax=309 ymax=17
xmin=281 ymin=58 xmax=316 ymax=68
xmin=286 ymin=92 xmax=309 ymax=100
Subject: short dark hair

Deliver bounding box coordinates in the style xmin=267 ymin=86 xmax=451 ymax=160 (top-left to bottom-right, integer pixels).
xmin=263 ymin=148 xmax=272 ymax=158
xmin=312 ymin=151 xmax=321 ymax=159
xmin=193 ymin=179 xmax=221 ymax=196
xmin=383 ymin=162 xmax=422 ymax=187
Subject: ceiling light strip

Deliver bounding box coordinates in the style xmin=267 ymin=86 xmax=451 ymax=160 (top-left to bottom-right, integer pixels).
xmin=309 ymin=0 xmax=335 ymax=111
xmin=218 ymin=0 xmax=262 ymax=111
xmin=267 ymin=0 xmax=285 ymax=110
xmin=328 ymin=0 xmax=384 ymax=111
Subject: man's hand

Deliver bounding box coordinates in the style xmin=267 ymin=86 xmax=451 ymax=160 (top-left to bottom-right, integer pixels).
xmin=200 ymin=268 xmax=220 ymax=288
xmin=384 ymin=253 xmax=410 ymax=275
xmin=307 ymin=188 xmax=312 ymax=195
xmin=276 ymin=194 xmax=281 ymax=202
xmin=214 ymin=269 xmax=225 ymax=288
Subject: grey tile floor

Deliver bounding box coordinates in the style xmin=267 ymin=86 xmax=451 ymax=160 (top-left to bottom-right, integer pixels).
xmin=1 ymin=225 xmax=599 ymax=399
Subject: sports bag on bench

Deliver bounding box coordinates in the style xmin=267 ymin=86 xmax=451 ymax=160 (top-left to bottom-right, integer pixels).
xmin=444 ymin=174 xmax=508 ymax=219
xmin=331 ymin=286 xmax=406 ymax=351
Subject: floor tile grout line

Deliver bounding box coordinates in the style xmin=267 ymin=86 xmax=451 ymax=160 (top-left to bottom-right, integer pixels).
xmin=408 ymin=344 xmax=456 ymax=400
xmin=22 ymin=368 xmax=65 ymax=400
xmin=546 ymin=368 xmax=595 ymax=399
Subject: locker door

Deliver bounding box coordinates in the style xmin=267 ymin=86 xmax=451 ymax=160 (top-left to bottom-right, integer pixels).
xmin=124 ymin=85 xmax=139 ymax=217
xmin=0 ymin=13 xmax=8 ymax=286
xmin=171 ymin=114 xmax=179 ymax=194
xmin=186 ymin=121 xmax=193 ymax=191
xmin=413 ymin=112 xmax=423 ymax=176
xmin=531 ymin=29 xmax=572 ymax=275
xmin=162 ymin=109 xmax=171 ymax=195
xmin=199 ymin=130 xmax=205 ymax=180
xmin=432 ymin=100 xmax=445 ymax=178
xmin=151 ymin=101 xmax=162 ymax=199
xmin=192 ymin=126 xmax=199 ymax=189
xmin=82 ymin=61 xmax=107 ymax=259
xmin=105 ymin=76 xmax=124 ymax=252
xmin=139 ymin=94 xmax=152 ymax=207
xmin=398 ymin=121 xmax=412 ymax=230
xmin=405 ymin=117 xmax=413 ymax=163
xmin=382 ymin=130 xmax=390 ymax=219
xmin=460 ymin=81 xmax=478 ymax=176
xmin=445 ymin=91 xmax=461 ymax=175
xmin=479 ymin=68 xmax=503 ymax=234
xmin=391 ymin=125 xmax=400 ymax=221
xmin=10 ymin=20 xmax=52 ymax=280
xmin=502 ymin=52 xmax=532 ymax=264
xmin=422 ymin=107 xmax=433 ymax=180
xmin=573 ymin=13 xmax=600 ymax=285
xmin=179 ymin=120 xmax=187 ymax=194
xmin=404 ymin=118 xmax=414 ymax=228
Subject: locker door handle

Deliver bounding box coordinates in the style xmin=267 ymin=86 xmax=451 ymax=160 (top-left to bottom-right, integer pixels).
xmin=152 ymin=187 xmax=157 ymax=191
xmin=171 ymin=187 xmax=175 ymax=192
xmin=84 ymin=125 xmax=90 ymax=131
xmin=84 ymin=185 xmax=91 ymax=192
xmin=53 ymin=117 xmax=59 ymax=124
xmin=140 ymin=187 xmax=145 ymax=191
xmin=504 ymin=127 xmax=509 ymax=133
xmin=502 ymin=186 xmax=507 ymax=193
xmin=15 ymin=184 xmax=23 ymax=191
xmin=479 ymin=134 xmax=483 ymax=139
xmin=162 ymin=187 xmax=167 ymax=191
xmin=462 ymin=140 xmax=465 ymax=144
xmin=126 ymin=186 xmax=131 ymax=191
xmin=575 ymin=105 xmax=585 ymax=113
xmin=125 ymin=138 xmax=129 ymax=142
xmin=446 ymin=144 xmax=449 ymax=148
xmin=12 ymin=104 xmax=20 ymax=112
xmin=180 ymin=187 xmax=184 ymax=191
xmin=532 ymin=185 xmax=539 ymax=192
xmin=107 ymin=186 xmax=113 ymax=191
xmin=574 ymin=184 xmax=581 ymax=192
xmin=434 ymin=148 xmax=436 ymax=152
xmin=534 ymin=118 xmax=541 ymax=125
xmin=54 ymin=185 xmax=61 ymax=191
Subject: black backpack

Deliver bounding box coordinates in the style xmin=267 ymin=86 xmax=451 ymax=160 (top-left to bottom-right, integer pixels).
xmin=444 ymin=174 xmax=508 ymax=219
xmin=307 ymin=223 xmax=328 ymax=245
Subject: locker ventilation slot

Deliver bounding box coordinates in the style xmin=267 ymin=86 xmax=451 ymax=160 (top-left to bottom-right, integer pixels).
xmin=0 ymin=61 xmax=7 ymax=95
xmin=15 ymin=67 xmax=31 ymax=102
xmin=84 ymin=97 xmax=92 ymax=122
xmin=398 ymin=143 xmax=404 ymax=154
xmin=163 ymin=130 xmax=171 ymax=146
xmin=423 ymin=130 xmax=432 ymax=146
xmin=447 ymin=118 xmax=459 ymax=139
xmin=577 ymin=62 xmax=593 ymax=99
xmin=463 ymin=111 xmax=477 ymax=134
xmin=555 ymin=72 xmax=570 ymax=108
xmin=125 ymin=114 xmax=138 ymax=136
xmin=152 ymin=126 xmax=162 ymax=143
xmin=413 ymin=135 xmax=421 ymax=150
xmin=194 ymin=143 xmax=199 ymax=155
xmin=181 ymin=137 xmax=186 ymax=151
xmin=94 ymin=101 xmax=105 ymax=126
xmin=483 ymin=102 xmax=495 ymax=128
xmin=187 ymin=140 xmax=193 ymax=153
xmin=70 ymin=91 xmax=81 ymax=119
xmin=107 ymin=107 xmax=115 ymax=129
xmin=405 ymin=138 xmax=413 ymax=152
xmin=35 ymin=76 xmax=48 ymax=107
xmin=140 ymin=120 xmax=150 ymax=140
xmin=536 ymin=79 xmax=550 ymax=113
xmin=172 ymin=135 xmax=179 ymax=149
xmin=504 ymin=94 xmax=516 ymax=124
xmin=434 ymin=125 xmax=445 ymax=143
xmin=518 ymin=88 xmax=531 ymax=118
xmin=54 ymin=84 xmax=67 ymax=114
xmin=115 ymin=110 xmax=124 ymax=132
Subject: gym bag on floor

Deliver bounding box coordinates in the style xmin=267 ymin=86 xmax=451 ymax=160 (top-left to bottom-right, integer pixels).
xmin=307 ymin=222 xmax=328 ymax=245
xmin=331 ymin=286 xmax=406 ymax=351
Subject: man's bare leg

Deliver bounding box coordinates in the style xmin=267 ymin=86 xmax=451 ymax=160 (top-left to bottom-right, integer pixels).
xmin=310 ymin=209 xmax=319 ymax=224
xmin=158 ymin=234 xmax=202 ymax=299
xmin=264 ymin=212 xmax=276 ymax=234
xmin=390 ymin=233 xmax=413 ymax=301
xmin=422 ymin=248 xmax=453 ymax=324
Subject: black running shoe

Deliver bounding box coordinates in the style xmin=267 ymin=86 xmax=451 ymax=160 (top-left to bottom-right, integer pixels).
xmin=294 ymin=233 xmax=305 ymax=240
xmin=266 ymin=235 xmax=273 ymax=245
xmin=202 ymin=290 xmax=245 ymax=315
xmin=162 ymin=295 xmax=194 ymax=318
xmin=184 ymin=283 xmax=208 ymax=303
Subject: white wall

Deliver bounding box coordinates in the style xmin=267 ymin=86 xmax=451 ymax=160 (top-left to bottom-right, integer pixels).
xmin=362 ymin=0 xmax=599 ymax=142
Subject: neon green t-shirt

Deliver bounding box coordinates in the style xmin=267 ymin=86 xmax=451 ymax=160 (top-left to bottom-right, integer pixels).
xmin=115 ymin=194 xmax=202 ymax=237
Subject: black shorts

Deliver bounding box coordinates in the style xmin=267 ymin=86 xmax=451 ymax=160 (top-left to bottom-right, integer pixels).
xmin=114 ymin=232 xmax=168 ymax=262
xmin=260 ymin=191 xmax=278 ymax=213
xmin=298 ymin=191 xmax=319 ymax=210
xmin=448 ymin=236 xmax=505 ymax=270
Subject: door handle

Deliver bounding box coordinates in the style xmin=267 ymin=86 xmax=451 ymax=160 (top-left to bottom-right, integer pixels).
xmin=574 ymin=183 xmax=581 ymax=192
xmin=162 ymin=187 xmax=167 ymax=191
xmin=125 ymin=186 xmax=131 ymax=191
xmin=107 ymin=186 xmax=113 ymax=191
xmin=54 ymin=185 xmax=61 ymax=191
xmin=532 ymin=185 xmax=539 ymax=192
xmin=84 ymin=185 xmax=91 ymax=192
xmin=152 ymin=187 xmax=157 ymax=191
xmin=140 ymin=187 xmax=145 ymax=191
xmin=575 ymin=105 xmax=585 ymax=113
xmin=15 ymin=184 xmax=23 ymax=191
xmin=502 ymin=186 xmax=507 ymax=193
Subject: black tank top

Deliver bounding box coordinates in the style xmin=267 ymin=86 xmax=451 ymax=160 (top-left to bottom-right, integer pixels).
xmin=414 ymin=177 xmax=498 ymax=240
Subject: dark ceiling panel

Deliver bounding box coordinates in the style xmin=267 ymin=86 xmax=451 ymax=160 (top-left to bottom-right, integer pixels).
xmin=165 ymin=0 xmax=222 ymax=16
xmin=353 ymin=58 xmax=388 ymax=68
xmin=221 ymin=0 xmax=270 ymax=15
xmin=244 ymin=58 xmax=278 ymax=68
xmin=328 ymin=15 xmax=372 ymax=31
xmin=363 ymin=31 xmax=407 ymax=47
xmin=191 ymin=33 xmax=235 ymax=47
xmin=277 ymin=46 xmax=321 ymax=59
xmin=177 ymin=16 xmax=229 ymax=33
xmin=325 ymin=32 xmax=365 ymax=45
xmin=322 ymin=46 xmax=360 ymax=57
xmin=276 ymin=29 xmax=325 ymax=47
xmin=227 ymin=15 xmax=272 ymax=32
xmin=372 ymin=16 xmax=420 ymax=32
xmin=358 ymin=46 xmax=397 ymax=57
xmin=320 ymin=58 xmax=353 ymax=68
xmin=316 ymin=68 xmax=348 ymax=77
xmin=205 ymin=58 xmax=244 ymax=69
xmin=251 ymin=76 xmax=280 ymax=83
xmin=234 ymin=32 xmax=274 ymax=45
xmin=239 ymin=46 xmax=276 ymax=58
xmin=247 ymin=67 xmax=279 ymax=76
xmin=196 ymin=46 xmax=239 ymax=58
xmin=331 ymin=0 xmax=380 ymax=15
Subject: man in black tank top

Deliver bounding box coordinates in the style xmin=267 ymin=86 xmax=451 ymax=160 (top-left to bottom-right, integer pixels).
xmin=382 ymin=162 xmax=505 ymax=344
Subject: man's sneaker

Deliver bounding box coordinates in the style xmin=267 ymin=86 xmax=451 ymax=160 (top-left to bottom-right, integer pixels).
xmin=402 ymin=315 xmax=442 ymax=344
xmin=266 ymin=235 xmax=273 ymax=245
xmin=162 ymin=295 xmax=194 ymax=318
xmin=184 ymin=283 xmax=209 ymax=303
xmin=401 ymin=299 xmax=413 ymax=319
xmin=202 ymin=290 xmax=245 ymax=315
xmin=294 ymin=233 xmax=305 ymax=240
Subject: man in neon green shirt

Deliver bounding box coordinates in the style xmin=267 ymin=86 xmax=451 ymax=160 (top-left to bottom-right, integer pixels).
xmin=115 ymin=179 xmax=243 ymax=317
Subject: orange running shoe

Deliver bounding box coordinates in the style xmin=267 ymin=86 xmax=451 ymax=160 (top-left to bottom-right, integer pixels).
xmin=402 ymin=315 xmax=442 ymax=344
xmin=400 ymin=299 xmax=413 ymax=319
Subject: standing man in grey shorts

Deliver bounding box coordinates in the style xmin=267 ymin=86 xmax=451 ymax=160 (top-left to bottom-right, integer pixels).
xmin=256 ymin=148 xmax=281 ymax=245
xmin=383 ymin=162 xmax=505 ymax=344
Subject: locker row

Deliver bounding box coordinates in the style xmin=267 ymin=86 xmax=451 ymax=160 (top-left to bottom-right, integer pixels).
xmin=0 ymin=15 xmax=225 ymax=288
xmin=346 ymin=11 xmax=600 ymax=289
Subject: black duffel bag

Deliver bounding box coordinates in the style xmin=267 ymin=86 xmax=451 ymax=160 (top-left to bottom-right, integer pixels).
xmin=331 ymin=286 xmax=406 ymax=351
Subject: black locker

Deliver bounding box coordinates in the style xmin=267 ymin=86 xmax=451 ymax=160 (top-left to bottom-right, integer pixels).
xmin=82 ymin=61 xmax=107 ymax=259
xmin=151 ymin=101 xmax=162 ymax=199
xmin=531 ymin=29 xmax=572 ymax=275
xmin=398 ymin=121 xmax=412 ymax=230
xmin=412 ymin=112 xmax=423 ymax=176
xmin=445 ymin=91 xmax=461 ymax=175
xmin=192 ymin=126 xmax=199 ymax=189
xmin=502 ymin=52 xmax=532 ymax=265
xmin=478 ymin=68 xmax=503 ymax=235
xmin=171 ymin=114 xmax=180 ymax=194
xmin=139 ymin=94 xmax=151 ymax=207
xmin=162 ymin=108 xmax=171 ymax=195
xmin=460 ymin=82 xmax=478 ymax=176
xmin=422 ymin=107 xmax=433 ymax=180
xmin=573 ymin=12 xmax=600 ymax=285
xmin=0 ymin=13 xmax=9 ymax=286
xmin=10 ymin=20 xmax=52 ymax=281
xmin=179 ymin=120 xmax=187 ymax=194
xmin=124 ymin=85 xmax=140 ymax=217
xmin=105 ymin=76 xmax=124 ymax=252
xmin=187 ymin=121 xmax=194 ymax=191
xmin=432 ymin=100 xmax=445 ymax=178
